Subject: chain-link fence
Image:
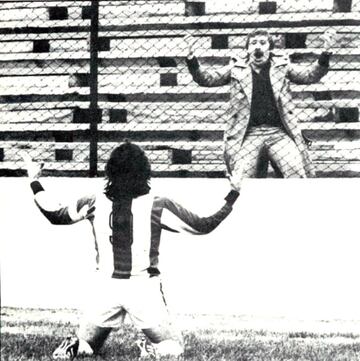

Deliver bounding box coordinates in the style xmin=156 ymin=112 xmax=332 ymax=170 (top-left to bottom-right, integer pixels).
xmin=0 ymin=0 xmax=359 ymax=177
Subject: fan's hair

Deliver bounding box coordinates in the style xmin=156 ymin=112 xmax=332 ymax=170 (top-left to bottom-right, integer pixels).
xmin=245 ymin=29 xmax=274 ymax=50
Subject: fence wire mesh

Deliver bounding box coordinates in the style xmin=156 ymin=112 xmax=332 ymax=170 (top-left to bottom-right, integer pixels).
xmin=0 ymin=0 xmax=359 ymax=177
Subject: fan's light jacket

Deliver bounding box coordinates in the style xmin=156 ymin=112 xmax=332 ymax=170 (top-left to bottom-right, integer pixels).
xmin=187 ymin=55 xmax=330 ymax=177
xmin=30 ymin=181 xmax=239 ymax=279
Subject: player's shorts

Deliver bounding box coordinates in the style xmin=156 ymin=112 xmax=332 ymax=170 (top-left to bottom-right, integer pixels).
xmin=81 ymin=274 xmax=170 ymax=330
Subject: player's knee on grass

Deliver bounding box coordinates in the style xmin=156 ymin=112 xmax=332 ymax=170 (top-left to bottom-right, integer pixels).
xmin=142 ymin=328 xmax=183 ymax=357
xmin=78 ymin=323 xmax=112 ymax=353
xmin=77 ymin=339 xmax=94 ymax=356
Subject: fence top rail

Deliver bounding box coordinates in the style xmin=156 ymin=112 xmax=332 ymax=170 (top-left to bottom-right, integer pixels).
xmin=0 ymin=12 xmax=358 ymax=33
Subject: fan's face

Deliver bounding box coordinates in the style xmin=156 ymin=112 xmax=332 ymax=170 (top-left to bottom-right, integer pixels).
xmin=247 ymin=35 xmax=271 ymax=67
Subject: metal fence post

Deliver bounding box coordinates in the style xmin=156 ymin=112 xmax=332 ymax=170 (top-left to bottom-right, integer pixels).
xmin=89 ymin=0 xmax=99 ymax=177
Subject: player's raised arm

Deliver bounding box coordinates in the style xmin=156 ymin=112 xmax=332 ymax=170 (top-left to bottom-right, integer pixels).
xmin=156 ymin=179 xmax=239 ymax=235
xmin=22 ymin=152 xmax=95 ymax=225
xmin=184 ymin=34 xmax=232 ymax=87
xmin=287 ymin=29 xmax=335 ymax=84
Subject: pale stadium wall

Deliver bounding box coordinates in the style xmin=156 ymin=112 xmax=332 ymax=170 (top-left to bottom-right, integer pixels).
xmin=1 ymin=177 xmax=360 ymax=320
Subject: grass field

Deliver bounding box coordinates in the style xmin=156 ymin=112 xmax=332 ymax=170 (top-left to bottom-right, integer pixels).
xmin=1 ymin=307 xmax=360 ymax=361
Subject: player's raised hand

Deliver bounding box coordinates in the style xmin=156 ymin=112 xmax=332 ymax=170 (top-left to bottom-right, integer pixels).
xmin=20 ymin=150 xmax=44 ymax=180
xmin=321 ymin=29 xmax=336 ymax=51
xmin=183 ymin=34 xmax=198 ymax=59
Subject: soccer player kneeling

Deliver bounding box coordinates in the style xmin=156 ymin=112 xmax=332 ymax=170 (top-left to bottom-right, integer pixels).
xmin=23 ymin=141 xmax=240 ymax=360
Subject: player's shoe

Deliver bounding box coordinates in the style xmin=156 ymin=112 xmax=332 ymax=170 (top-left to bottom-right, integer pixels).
xmin=135 ymin=336 xmax=157 ymax=360
xmin=52 ymin=336 xmax=79 ymax=360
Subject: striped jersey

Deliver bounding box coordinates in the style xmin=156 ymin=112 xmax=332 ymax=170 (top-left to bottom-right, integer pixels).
xmin=30 ymin=180 xmax=239 ymax=279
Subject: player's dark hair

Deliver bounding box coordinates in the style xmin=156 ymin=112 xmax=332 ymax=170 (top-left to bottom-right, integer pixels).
xmin=104 ymin=141 xmax=151 ymax=200
xmin=245 ymin=29 xmax=274 ymax=50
